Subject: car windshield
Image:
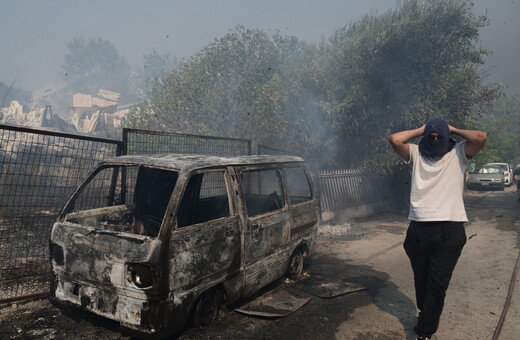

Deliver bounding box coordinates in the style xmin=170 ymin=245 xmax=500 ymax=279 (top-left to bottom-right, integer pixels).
xmin=63 ymin=165 xmax=178 ymax=237
xmin=475 ymin=166 xmax=501 ymax=174
xmin=487 ymin=164 xmax=508 ymax=171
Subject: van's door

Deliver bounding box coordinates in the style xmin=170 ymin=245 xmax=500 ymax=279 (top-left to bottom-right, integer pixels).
xmin=168 ymin=169 xmax=241 ymax=292
xmin=284 ymin=166 xmax=319 ymax=239
xmin=238 ymin=167 xmax=291 ymax=296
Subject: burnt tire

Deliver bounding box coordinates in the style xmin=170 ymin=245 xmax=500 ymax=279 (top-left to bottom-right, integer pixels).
xmin=192 ymin=289 xmax=220 ymax=327
xmin=288 ymin=249 xmax=304 ymax=279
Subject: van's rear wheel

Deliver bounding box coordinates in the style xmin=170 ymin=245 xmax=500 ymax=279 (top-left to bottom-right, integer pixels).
xmin=193 ymin=289 xmax=220 ymax=327
xmin=288 ymin=249 xmax=304 ymax=279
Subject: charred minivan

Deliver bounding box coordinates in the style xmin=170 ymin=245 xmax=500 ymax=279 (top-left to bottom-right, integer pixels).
xmin=49 ymin=154 xmax=319 ymax=337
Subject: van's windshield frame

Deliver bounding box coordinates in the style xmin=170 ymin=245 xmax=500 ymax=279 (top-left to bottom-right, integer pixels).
xmin=60 ymin=164 xmax=179 ymax=237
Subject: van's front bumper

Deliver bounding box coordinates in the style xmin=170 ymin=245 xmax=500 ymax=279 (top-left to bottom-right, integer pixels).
xmin=50 ymin=274 xmax=163 ymax=334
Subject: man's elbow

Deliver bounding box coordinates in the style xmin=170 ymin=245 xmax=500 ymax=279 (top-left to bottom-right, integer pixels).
xmin=389 ymin=134 xmax=400 ymax=147
xmin=475 ymin=131 xmax=488 ymax=146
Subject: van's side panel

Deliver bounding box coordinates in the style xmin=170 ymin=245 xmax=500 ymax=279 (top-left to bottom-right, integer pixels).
xmin=168 ymin=215 xmax=241 ymax=291
xmin=166 ymin=168 xmax=242 ymax=315
xmin=242 ymin=212 xmax=292 ymax=297
xmin=289 ymin=201 xmax=319 ymax=247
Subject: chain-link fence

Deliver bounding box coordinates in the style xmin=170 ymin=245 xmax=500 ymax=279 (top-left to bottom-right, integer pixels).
xmin=0 ymin=125 xmax=122 ymax=303
xmin=123 ymin=128 xmax=252 ymax=156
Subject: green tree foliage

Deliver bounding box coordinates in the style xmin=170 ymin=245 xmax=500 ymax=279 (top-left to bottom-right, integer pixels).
xmin=324 ymin=0 xmax=500 ymax=168
xmin=125 ymin=0 xmax=500 ymax=169
xmin=61 ymin=37 xmax=131 ymax=100
xmin=130 ymin=50 xmax=179 ymax=101
xmin=125 ymin=26 xmax=331 ymax=157
xmin=472 ymin=94 xmax=520 ymax=166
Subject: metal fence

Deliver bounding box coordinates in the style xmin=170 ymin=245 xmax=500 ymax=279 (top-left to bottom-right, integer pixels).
xmin=317 ymin=169 xmax=396 ymax=212
xmin=123 ymin=128 xmax=252 ymax=156
xmin=258 ymin=143 xmax=405 ymax=213
xmin=0 ymin=124 xmax=122 ymax=303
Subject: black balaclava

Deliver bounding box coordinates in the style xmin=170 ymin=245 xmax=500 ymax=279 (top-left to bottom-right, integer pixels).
xmin=418 ymin=117 xmax=456 ymax=158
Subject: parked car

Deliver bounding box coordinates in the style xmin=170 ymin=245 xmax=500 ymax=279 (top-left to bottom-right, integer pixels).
xmin=485 ymin=162 xmax=513 ymax=186
xmin=467 ymin=165 xmax=505 ymax=190
xmin=49 ymin=154 xmax=319 ymax=338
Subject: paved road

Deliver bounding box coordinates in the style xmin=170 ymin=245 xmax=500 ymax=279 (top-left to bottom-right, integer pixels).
xmin=1 ymin=187 xmax=519 ymax=340
xmin=327 ymin=187 xmax=520 ymax=340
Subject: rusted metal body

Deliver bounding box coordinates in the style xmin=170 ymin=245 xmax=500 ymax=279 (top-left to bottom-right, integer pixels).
xmin=49 ymin=154 xmax=319 ymax=337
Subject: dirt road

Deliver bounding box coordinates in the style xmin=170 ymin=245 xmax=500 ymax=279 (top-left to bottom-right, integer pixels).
xmin=1 ymin=187 xmax=519 ymax=339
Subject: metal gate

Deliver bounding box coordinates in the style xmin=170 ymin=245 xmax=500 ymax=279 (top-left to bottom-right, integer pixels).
xmin=0 ymin=125 xmax=122 ymax=303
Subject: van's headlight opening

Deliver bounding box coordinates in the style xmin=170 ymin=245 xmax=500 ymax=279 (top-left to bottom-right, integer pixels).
xmin=127 ymin=263 xmax=155 ymax=288
xmin=50 ymin=243 xmax=64 ymax=266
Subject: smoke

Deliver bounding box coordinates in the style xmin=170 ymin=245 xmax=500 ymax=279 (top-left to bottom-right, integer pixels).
xmin=474 ymin=0 xmax=520 ymax=95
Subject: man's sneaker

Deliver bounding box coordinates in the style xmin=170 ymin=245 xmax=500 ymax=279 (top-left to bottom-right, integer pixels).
xmin=416 ymin=337 xmax=430 ymax=340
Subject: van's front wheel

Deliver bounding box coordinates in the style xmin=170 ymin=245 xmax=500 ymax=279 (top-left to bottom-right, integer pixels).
xmin=288 ymin=249 xmax=304 ymax=279
xmin=192 ymin=289 xmax=220 ymax=327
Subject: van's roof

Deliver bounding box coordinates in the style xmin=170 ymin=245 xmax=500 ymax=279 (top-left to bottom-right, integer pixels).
xmin=100 ymin=153 xmax=305 ymax=172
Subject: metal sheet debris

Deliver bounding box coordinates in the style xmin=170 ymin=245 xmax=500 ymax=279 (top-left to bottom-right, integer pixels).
xmin=296 ymin=275 xmax=366 ymax=298
xmin=235 ymin=288 xmax=311 ymax=318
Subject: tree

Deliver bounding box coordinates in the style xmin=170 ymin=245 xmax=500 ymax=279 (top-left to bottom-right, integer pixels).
xmin=130 ymin=50 xmax=180 ymax=101
xmin=323 ymin=0 xmax=500 ymax=168
xmin=125 ymin=1 xmax=500 ymax=170
xmin=472 ymin=94 xmax=520 ymax=166
xmin=61 ymin=37 xmax=130 ymax=100
xmin=125 ymin=26 xmax=332 ymax=159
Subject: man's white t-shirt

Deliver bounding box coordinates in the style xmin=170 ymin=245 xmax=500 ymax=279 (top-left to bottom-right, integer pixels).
xmin=406 ymin=141 xmax=470 ymax=222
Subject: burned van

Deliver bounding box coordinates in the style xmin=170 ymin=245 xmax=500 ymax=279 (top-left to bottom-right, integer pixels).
xmin=49 ymin=154 xmax=319 ymax=337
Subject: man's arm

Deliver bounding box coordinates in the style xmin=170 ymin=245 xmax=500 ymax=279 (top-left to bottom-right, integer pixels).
xmin=448 ymin=125 xmax=487 ymax=158
xmin=388 ymin=125 xmax=425 ymax=162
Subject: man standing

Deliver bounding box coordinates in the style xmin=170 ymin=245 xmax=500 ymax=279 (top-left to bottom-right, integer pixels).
xmin=389 ymin=118 xmax=487 ymax=340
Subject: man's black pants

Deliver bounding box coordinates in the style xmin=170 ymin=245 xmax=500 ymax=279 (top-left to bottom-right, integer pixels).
xmin=404 ymin=221 xmax=467 ymax=337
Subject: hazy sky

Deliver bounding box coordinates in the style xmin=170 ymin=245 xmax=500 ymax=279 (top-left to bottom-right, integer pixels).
xmin=1 ymin=0 xmax=519 ymax=94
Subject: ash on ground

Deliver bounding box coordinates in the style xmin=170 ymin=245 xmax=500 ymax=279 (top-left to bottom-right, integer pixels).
xmin=318 ymin=223 xmax=370 ymax=241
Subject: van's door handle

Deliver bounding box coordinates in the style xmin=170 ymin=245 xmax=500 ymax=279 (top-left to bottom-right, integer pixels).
xmin=251 ymin=222 xmax=263 ymax=244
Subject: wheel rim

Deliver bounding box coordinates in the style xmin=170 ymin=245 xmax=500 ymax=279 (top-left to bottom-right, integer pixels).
xmin=289 ymin=251 xmax=303 ymax=279
xmin=200 ymin=295 xmax=217 ymax=325
xmin=194 ymin=291 xmax=219 ymax=327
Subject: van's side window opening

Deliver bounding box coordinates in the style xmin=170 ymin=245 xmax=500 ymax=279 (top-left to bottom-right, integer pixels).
xmin=63 ymin=165 xmax=178 ymax=237
xmin=177 ymin=171 xmax=230 ymax=228
xmin=285 ymin=167 xmax=313 ymax=203
xmin=133 ymin=167 xmax=178 ymax=235
xmin=241 ymin=169 xmax=285 ymax=217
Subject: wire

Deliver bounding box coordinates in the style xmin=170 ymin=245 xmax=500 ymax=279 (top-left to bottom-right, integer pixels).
xmin=491 ymin=249 xmax=520 ymax=340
